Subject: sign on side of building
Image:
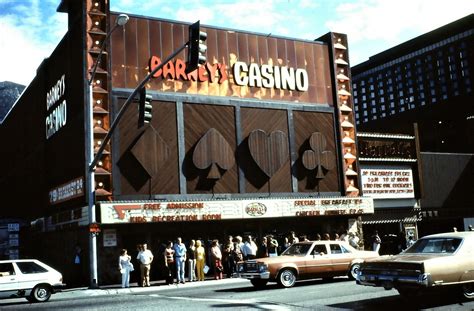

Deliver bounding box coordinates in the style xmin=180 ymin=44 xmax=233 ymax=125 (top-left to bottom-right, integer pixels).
xmin=360 ymin=165 xmax=415 ymax=199
xmin=99 ymin=197 xmax=374 ymax=224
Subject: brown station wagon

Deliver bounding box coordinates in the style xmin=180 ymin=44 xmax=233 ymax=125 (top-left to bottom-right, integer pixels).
xmin=237 ymin=240 xmax=379 ymax=288
xmin=357 ymin=231 xmax=474 ymax=300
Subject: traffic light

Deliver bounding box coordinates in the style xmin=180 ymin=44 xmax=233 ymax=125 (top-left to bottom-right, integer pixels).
xmin=186 ymin=20 xmax=207 ymax=73
xmin=138 ymin=87 xmax=152 ymax=127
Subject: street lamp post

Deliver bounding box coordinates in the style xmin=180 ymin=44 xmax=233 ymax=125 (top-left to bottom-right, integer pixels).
xmin=86 ymin=13 xmax=129 ymax=288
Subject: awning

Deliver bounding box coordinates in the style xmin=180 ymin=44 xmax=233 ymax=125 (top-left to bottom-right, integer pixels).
xmin=361 ymin=209 xmax=420 ymax=225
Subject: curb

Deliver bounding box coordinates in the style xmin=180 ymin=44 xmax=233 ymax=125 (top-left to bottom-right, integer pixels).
xmin=58 ymin=278 xmax=247 ymax=299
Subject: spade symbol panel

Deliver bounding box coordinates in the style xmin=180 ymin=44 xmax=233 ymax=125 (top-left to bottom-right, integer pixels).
xmin=192 ymin=128 xmax=235 ymax=179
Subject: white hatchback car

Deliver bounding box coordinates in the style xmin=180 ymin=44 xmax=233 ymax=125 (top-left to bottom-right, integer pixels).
xmin=0 ymin=259 xmax=65 ymax=302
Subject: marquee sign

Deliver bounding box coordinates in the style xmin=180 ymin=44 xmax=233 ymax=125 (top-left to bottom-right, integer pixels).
xmin=360 ymin=166 xmax=415 ymax=199
xmin=100 ymin=197 xmax=374 ymax=224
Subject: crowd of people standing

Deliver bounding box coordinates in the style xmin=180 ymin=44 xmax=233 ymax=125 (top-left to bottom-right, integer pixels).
xmin=117 ymin=230 xmax=362 ymax=288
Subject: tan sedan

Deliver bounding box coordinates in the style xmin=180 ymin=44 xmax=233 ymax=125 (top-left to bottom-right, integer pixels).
xmin=357 ymin=231 xmax=474 ymax=300
xmin=236 ymin=240 xmax=378 ymax=288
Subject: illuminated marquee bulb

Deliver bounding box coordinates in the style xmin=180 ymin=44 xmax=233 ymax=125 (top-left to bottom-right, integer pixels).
xmin=95 ymin=40 xmax=100 ymax=46
xmin=96 ymin=99 xmax=102 ymax=105
xmin=98 ymin=182 xmax=104 ymax=188
xmin=94 ymin=21 xmax=100 ymax=26
xmin=98 ymin=161 xmax=103 ymax=167
xmin=94 ymin=2 xmax=99 ymax=7
xmin=97 ymin=140 xmax=102 ymax=146
xmin=95 ymin=80 xmax=101 ymax=85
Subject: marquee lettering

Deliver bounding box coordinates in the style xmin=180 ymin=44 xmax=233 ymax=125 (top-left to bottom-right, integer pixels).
xmin=233 ymin=61 xmax=309 ymax=91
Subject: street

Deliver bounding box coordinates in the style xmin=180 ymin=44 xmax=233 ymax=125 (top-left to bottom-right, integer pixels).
xmin=1 ymin=277 xmax=473 ymax=310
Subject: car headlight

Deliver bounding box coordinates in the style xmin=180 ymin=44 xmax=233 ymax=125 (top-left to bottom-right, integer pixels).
xmin=258 ymin=263 xmax=268 ymax=273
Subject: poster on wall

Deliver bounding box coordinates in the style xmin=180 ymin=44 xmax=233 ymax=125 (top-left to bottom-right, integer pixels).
xmin=103 ymin=229 xmax=117 ymax=247
xmin=360 ymin=165 xmax=415 ymax=199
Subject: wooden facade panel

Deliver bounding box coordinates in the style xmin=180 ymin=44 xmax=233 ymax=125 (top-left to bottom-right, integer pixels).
xmin=240 ymin=108 xmax=291 ymax=193
xmin=137 ymin=18 xmax=150 ymax=84
xmin=116 ymin=98 xmax=179 ymax=195
xmin=110 ymin=16 xmax=125 ymax=88
xmin=183 ymin=104 xmax=238 ymax=194
xmin=124 ymin=17 xmax=138 ymax=86
xmin=147 ymin=20 xmax=162 ymax=91
xmin=293 ymin=111 xmax=339 ymax=192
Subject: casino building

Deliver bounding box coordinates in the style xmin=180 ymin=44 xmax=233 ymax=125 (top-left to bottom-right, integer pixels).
xmin=0 ymin=0 xmax=374 ymax=285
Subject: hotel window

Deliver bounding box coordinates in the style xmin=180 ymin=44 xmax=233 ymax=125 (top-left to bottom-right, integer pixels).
xmin=363 ymin=111 xmax=368 ymax=116
xmin=390 ymin=102 xmax=395 ymax=108
xmin=362 ymin=95 xmax=366 ymax=101
xmin=361 ymin=87 xmax=366 ymax=94
xmin=363 ymin=103 xmax=367 ymax=109
xmin=400 ymin=107 xmax=405 ymax=112
xmin=382 ymin=112 xmax=386 ymax=117
xmin=354 ymin=98 xmax=358 ymax=104
xmin=363 ymin=118 xmax=368 ymax=123
xmin=372 ymin=115 xmax=377 ymax=120
xmin=370 ymin=92 xmax=375 ymax=98
xmin=371 ymin=108 xmax=377 ymax=113
xmin=380 ymin=97 xmax=385 ymax=103
xmin=399 ymin=90 xmax=404 ymax=97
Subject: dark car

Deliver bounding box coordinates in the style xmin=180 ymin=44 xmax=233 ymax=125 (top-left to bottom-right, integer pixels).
xmin=357 ymin=232 xmax=474 ymax=300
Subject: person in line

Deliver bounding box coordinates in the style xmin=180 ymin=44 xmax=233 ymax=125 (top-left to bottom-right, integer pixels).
xmin=267 ymin=235 xmax=279 ymax=257
xmin=118 ymin=249 xmax=133 ymax=288
xmin=164 ymin=241 xmax=175 ymax=285
xmin=222 ymin=236 xmax=235 ymax=278
xmin=406 ymin=235 xmax=416 ymax=248
xmin=289 ymin=231 xmax=299 ymax=244
xmin=210 ymin=239 xmax=223 ymax=280
xmin=372 ymin=231 xmax=381 ymax=253
xmin=137 ymin=243 xmax=154 ymax=287
xmin=187 ymin=239 xmax=197 ymax=282
xmin=195 ymin=239 xmax=206 ymax=281
xmin=241 ymin=235 xmax=257 ymax=260
xmin=469 ymin=224 xmax=473 ymax=231
xmin=174 ymin=237 xmax=187 ymax=284
xmin=323 ymin=233 xmax=331 ymax=240
xmin=314 ymin=233 xmax=322 ymax=241
xmin=257 ymin=236 xmax=268 ymax=258
xmin=348 ymin=232 xmax=360 ymax=249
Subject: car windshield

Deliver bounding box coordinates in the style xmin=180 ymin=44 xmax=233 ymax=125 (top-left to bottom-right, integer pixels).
xmin=281 ymin=243 xmax=312 ymax=256
xmin=404 ymin=237 xmax=462 ymax=254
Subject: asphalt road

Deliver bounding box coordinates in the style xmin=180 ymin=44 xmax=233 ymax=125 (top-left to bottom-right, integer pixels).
xmin=1 ymin=277 xmax=473 ymax=310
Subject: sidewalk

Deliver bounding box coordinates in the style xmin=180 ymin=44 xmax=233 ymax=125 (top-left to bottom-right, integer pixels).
xmin=57 ymin=277 xmax=247 ymax=300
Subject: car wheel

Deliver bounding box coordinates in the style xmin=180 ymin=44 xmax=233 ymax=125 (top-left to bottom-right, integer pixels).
xmin=277 ymin=269 xmax=297 ymax=288
xmin=30 ymin=285 xmax=52 ymax=302
xmin=250 ymin=279 xmax=268 ymax=289
xmin=348 ymin=263 xmax=361 ymax=280
xmin=462 ymin=282 xmax=474 ymax=300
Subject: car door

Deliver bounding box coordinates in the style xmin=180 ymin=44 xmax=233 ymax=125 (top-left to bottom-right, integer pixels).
xmin=328 ymin=243 xmax=352 ymax=275
xmin=304 ymin=243 xmax=333 ymax=278
xmin=14 ymin=261 xmax=49 ymax=290
xmin=0 ymin=262 xmax=18 ymax=298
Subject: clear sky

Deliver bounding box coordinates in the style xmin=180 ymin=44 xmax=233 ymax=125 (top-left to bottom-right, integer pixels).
xmin=0 ymin=0 xmax=473 ymax=85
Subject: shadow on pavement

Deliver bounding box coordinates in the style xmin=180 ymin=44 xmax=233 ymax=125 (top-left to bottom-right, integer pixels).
xmin=215 ymin=277 xmax=351 ymax=293
xmin=329 ymin=288 xmax=470 ymax=311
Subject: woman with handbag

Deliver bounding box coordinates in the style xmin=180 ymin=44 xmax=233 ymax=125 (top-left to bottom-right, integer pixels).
xmin=210 ymin=239 xmax=223 ymax=280
xmin=118 ymin=249 xmax=134 ymax=288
